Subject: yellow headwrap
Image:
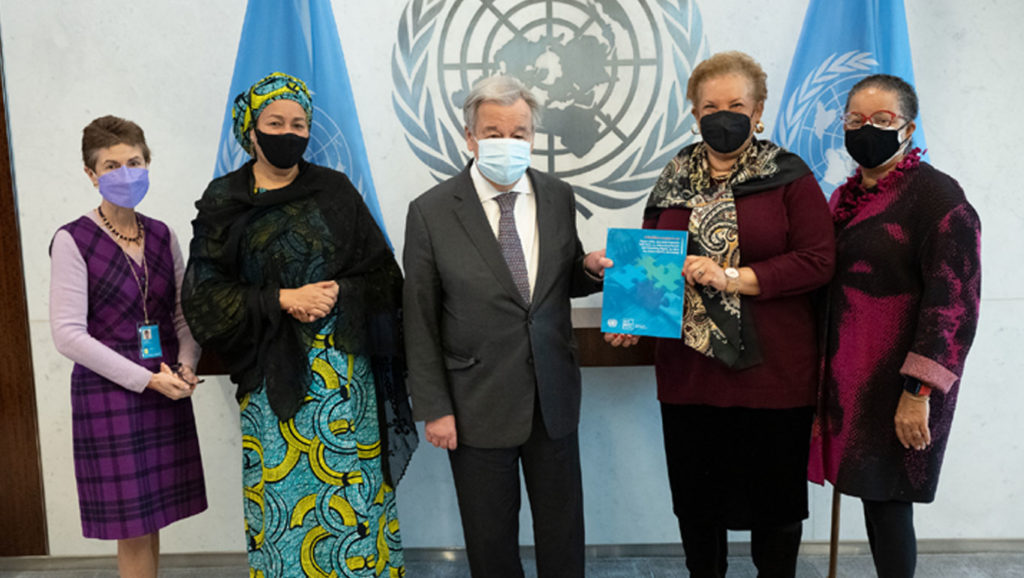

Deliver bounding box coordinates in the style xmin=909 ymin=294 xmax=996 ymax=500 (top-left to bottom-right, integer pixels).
xmin=232 ymin=72 xmax=313 ymax=154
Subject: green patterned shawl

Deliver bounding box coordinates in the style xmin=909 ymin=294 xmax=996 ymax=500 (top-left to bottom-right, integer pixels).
xmin=182 ymin=160 xmax=416 ymax=485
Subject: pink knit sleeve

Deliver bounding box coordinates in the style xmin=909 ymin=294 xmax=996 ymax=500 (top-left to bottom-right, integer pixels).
xmin=49 ymin=229 xmax=152 ymax=393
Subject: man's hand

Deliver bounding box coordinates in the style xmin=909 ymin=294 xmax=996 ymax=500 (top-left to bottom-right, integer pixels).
xmin=584 ymin=249 xmax=614 ymax=278
xmin=604 ymin=332 xmax=640 ymax=348
xmin=425 ymin=414 xmax=458 ymax=450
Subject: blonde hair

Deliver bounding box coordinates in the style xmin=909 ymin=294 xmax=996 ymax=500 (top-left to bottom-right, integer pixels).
xmin=686 ymin=51 xmax=768 ymax=105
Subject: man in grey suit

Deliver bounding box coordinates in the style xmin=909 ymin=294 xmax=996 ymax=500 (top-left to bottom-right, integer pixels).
xmin=403 ymin=75 xmax=611 ymax=577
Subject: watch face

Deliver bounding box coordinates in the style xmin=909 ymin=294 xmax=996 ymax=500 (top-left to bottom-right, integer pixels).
xmin=725 ymin=267 xmax=740 ymax=279
xmin=903 ymin=377 xmax=924 ymax=394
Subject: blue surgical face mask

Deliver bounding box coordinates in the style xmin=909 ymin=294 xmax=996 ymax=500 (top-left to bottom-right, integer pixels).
xmin=97 ymin=166 xmax=150 ymax=208
xmin=475 ymin=138 xmax=532 ymax=186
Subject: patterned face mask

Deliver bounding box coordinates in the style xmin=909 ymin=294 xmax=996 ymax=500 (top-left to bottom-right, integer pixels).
xmin=844 ymin=123 xmax=908 ymax=169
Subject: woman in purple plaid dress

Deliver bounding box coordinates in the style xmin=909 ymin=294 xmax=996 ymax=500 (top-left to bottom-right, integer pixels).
xmin=49 ymin=116 xmax=207 ymax=578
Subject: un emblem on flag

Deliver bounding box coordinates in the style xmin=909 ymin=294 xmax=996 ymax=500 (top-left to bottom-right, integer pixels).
xmin=391 ymin=0 xmax=708 ymax=218
xmin=775 ymin=51 xmax=879 ymax=193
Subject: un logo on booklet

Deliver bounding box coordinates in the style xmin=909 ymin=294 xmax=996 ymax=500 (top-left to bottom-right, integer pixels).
xmin=391 ymin=0 xmax=709 ymax=219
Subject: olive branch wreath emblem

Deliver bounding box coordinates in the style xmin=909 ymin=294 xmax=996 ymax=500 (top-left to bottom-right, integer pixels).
xmin=390 ymin=0 xmax=708 ymax=218
xmin=775 ymin=50 xmax=877 ymax=151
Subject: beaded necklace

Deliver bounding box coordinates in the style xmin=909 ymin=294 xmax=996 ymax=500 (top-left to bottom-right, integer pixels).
xmin=96 ymin=207 xmax=150 ymax=323
xmin=97 ymin=205 xmax=145 ymax=243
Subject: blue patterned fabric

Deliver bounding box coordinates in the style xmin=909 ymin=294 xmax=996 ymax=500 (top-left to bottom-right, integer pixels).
xmin=240 ymin=316 xmax=404 ymax=577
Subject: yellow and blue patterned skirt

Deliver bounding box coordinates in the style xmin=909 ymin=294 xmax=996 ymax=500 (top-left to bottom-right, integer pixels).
xmin=240 ymin=325 xmax=404 ymax=577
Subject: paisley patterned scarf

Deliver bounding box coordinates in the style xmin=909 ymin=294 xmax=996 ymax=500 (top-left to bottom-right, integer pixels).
xmin=645 ymin=139 xmax=811 ymax=368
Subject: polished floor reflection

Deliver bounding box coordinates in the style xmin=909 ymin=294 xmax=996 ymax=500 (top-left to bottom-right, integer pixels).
xmin=1 ymin=550 xmax=1024 ymax=577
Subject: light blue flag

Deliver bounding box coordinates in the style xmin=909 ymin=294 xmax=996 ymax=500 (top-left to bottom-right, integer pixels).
xmin=773 ymin=0 xmax=927 ymax=198
xmin=215 ymin=0 xmax=390 ymax=245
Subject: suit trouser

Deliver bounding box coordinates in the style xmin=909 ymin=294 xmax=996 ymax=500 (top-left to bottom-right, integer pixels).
xmin=448 ymin=405 xmax=584 ymax=578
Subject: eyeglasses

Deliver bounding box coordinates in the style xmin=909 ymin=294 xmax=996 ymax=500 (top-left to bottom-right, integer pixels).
xmin=842 ymin=110 xmax=907 ymax=130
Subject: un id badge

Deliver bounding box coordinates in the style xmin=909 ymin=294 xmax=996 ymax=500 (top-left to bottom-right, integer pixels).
xmin=138 ymin=323 xmax=162 ymax=359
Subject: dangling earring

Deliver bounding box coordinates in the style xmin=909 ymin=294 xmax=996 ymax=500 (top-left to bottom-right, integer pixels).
xmin=691 ymin=124 xmax=700 ymax=135
xmin=755 ymin=121 xmax=765 ymax=134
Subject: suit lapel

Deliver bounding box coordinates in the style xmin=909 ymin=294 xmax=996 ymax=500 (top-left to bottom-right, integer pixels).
xmin=531 ymin=168 xmax=559 ymax=307
xmin=453 ymin=164 xmax=530 ymax=309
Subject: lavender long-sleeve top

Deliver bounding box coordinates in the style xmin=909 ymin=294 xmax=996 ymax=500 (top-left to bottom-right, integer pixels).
xmin=50 ymin=212 xmax=200 ymax=393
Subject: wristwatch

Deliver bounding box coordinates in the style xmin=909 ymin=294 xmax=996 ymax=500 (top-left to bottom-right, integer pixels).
xmin=902 ymin=376 xmax=932 ymax=397
xmin=724 ymin=267 xmax=740 ymax=295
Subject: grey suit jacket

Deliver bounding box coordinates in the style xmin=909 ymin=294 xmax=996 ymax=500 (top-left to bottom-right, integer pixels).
xmin=403 ymin=163 xmax=602 ymax=448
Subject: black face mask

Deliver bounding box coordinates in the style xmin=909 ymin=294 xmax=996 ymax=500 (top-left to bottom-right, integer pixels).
xmin=844 ymin=124 xmax=905 ymax=169
xmin=255 ymin=129 xmax=309 ymax=169
xmin=699 ymin=110 xmax=751 ymax=154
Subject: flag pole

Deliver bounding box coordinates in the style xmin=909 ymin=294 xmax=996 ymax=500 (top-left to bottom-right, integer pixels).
xmin=828 ymin=485 xmax=841 ymax=578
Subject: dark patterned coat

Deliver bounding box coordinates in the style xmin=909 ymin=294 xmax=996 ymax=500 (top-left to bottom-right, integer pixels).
xmin=809 ymin=156 xmax=981 ymax=503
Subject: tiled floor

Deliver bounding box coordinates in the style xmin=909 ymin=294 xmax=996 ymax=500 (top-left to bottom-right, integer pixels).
xmin=2 ymin=552 xmax=1024 ymax=577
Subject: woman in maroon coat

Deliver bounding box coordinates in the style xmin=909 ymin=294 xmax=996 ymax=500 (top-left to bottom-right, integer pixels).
xmin=809 ymin=74 xmax=982 ymax=577
xmin=608 ymin=51 xmax=836 ymax=577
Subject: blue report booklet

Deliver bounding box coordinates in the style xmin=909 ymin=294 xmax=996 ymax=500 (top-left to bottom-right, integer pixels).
xmin=601 ymin=228 xmax=688 ymax=339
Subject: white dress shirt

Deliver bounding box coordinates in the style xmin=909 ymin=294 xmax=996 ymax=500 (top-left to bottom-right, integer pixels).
xmin=470 ymin=162 xmax=539 ymax=298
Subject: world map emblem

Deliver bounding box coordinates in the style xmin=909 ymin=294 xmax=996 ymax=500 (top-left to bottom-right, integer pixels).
xmin=775 ymin=51 xmax=879 ymax=195
xmin=391 ymin=0 xmax=708 ymax=219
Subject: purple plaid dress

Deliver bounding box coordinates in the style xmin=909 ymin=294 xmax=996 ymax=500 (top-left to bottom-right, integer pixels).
xmin=60 ymin=215 xmax=207 ymax=539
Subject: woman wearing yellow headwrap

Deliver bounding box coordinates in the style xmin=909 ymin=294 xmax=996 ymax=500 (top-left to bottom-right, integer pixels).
xmin=182 ymin=72 xmax=416 ymax=577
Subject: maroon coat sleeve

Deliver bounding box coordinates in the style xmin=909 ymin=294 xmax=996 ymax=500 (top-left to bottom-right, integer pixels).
xmin=746 ymin=173 xmax=836 ymax=300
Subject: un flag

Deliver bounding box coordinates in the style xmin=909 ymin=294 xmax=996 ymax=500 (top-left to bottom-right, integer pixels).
xmin=214 ymin=0 xmax=390 ymax=245
xmin=772 ymin=0 xmax=927 ymax=198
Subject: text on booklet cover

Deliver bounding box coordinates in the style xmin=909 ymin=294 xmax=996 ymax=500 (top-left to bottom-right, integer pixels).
xmin=601 ymin=228 xmax=687 ymax=339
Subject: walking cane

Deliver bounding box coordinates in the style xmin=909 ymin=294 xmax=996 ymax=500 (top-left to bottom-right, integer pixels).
xmin=828 ymin=486 xmax=841 ymax=578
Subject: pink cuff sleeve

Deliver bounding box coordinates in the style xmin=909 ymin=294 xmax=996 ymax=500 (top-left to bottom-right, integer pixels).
xmin=900 ymin=351 xmax=959 ymax=394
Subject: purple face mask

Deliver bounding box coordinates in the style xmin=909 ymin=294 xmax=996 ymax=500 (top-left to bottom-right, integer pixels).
xmin=97 ymin=166 xmax=150 ymax=208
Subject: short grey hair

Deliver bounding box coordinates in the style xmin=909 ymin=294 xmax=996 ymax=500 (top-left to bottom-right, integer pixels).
xmin=462 ymin=75 xmax=542 ymax=134
xmin=845 ymin=74 xmax=919 ymax=121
